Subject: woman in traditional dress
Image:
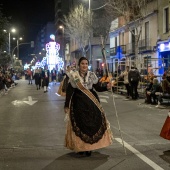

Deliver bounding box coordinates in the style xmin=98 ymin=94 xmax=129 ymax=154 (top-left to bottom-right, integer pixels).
xmin=62 ymin=65 xmax=72 ymax=93
xmin=57 ymin=66 xmax=72 ymax=96
xmin=64 ymin=57 xmax=113 ymax=157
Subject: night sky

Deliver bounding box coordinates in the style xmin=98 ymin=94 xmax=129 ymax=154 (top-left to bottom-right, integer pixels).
xmin=0 ymin=0 xmax=55 ymax=63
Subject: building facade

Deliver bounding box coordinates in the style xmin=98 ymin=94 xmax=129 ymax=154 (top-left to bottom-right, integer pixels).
xmin=34 ymin=22 xmax=55 ymax=61
xmin=54 ymin=0 xmax=110 ymax=71
xmin=109 ymin=0 xmax=160 ymax=77
xmin=157 ymin=0 xmax=170 ymax=75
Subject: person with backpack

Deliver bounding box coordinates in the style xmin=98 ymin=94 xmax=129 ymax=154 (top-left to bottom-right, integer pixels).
xmin=128 ymin=66 xmax=141 ymax=100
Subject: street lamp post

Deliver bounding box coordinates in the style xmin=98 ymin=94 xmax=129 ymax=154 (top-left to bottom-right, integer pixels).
xmin=3 ymin=28 xmax=16 ymax=55
xmin=89 ymin=0 xmax=91 ymax=10
xmin=9 ymin=32 xmax=10 ymax=54
xmin=13 ymin=37 xmax=23 ymax=59
xmin=88 ymin=0 xmax=92 ymax=70
xmin=59 ymin=26 xmax=65 ymax=65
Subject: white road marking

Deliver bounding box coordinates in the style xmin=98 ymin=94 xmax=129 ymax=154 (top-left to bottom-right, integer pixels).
xmin=99 ymin=95 xmax=109 ymax=98
xmin=111 ymin=94 xmax=118 ymax=98
xmin=55 ymin=93 xmax=61 ymax=96
xmin=11 ymin=100 xmax=23 ymax=105
xmin=115 ymin=138 xmax=164 ymax=170
xmin=23 ymin=96 xmax=38 ymax=106
xmin=100 ymin=99 xmax=108 ymax=103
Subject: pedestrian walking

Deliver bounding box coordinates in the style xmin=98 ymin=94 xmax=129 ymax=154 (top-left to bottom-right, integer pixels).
xmin=27 ymin=68 xmax=33 ymax=85
xmin=51 ymin=68 xmax=57 ymax=85
xmin=41 ymin=66 xmax=50 ymax=93
xmin=128 ymin=66 xmax=141 ymax=100
xmin=34 ymin=68 xmax=41 ymax=90
xmin=120 ymin=66 xmax=130 ymax=99
xmin=57 ymin=66 xmax=72 ymax=96
xmin=64 ymin=57 xmax=113 ymax=156
xmin=62 ymin=65 xmax=72 ymax=93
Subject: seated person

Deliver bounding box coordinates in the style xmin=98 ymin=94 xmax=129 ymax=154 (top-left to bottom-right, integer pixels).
xmin=162 ymin=67 xmax=170 ymax=79
xmin=111 ymin=76 xmax=124 ymax=92
xmin=157 ymin=74 xmax=170 ymax=107
xmin=145 ymin=78 xmax=161 ymax=104
xmin=99 ymin=73 xmax=112 ymax=87
xmin=145 ymin=78 xmax=153 ymax=104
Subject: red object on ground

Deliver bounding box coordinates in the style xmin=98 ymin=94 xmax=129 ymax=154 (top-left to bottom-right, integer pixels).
xmin=160 ymin=116 xmax=170 ymax=140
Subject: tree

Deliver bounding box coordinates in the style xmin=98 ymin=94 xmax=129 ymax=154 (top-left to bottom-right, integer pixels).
xmin=0 ymin=8 xmax=9 ymax=50
xmin=64 ymin=4 xmax=93 ymax=57
xmin=0 ymin=7 xmax=11 ymax=67
xmin=92 ymin=5 xmax=117 ymax=75
xmin=105 ymin=0 xmax=155 ymax=68
xmin=14 ymin=60 xmax=23 ymax=72
xmin=93 ymin=6 xmax=117 ymax=45
xmin=0 ymin=52 xmax=11 ymax=67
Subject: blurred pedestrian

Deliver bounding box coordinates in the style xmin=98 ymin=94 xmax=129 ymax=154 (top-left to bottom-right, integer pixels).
xmin=34 ymin=68 xmax=41 ymax=90
xmin=51 ymin=68 xmax=57 ymax=85
xmin=27 ymin=68 xmax=33 ymax=85
xmin=120 ymin=66 xmax=130 ymax=99
xmin=128 ymin=66 xmax=140 ymax=100
xmin=42 ymin=66 xmax=50 ymax=93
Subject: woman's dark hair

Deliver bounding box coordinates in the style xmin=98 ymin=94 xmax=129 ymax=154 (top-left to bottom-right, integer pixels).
xmin=78 ymin=57 xmax=89 ymax=66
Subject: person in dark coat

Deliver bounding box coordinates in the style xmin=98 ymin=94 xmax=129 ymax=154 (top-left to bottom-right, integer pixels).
xmin=41 ymin=66 xmax=50 ymax=93
xmin=62 ymin=65 xmax=72 ymax=93
xmin=51 ymin=68 xmax=57 ymax=85
xmin=145 ymin=78 xmax=161 ymax=104
xmin=128 ymin=66 xmax=141 ymax=100
xmin=34 ymin=68 xmax=41 ymax=90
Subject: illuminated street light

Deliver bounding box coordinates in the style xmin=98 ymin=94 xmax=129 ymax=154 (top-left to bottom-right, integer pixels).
xmin=13 ymin=37 xmax=23 ymax=59
xmin=3 ymin=28 xmax=16 ymax=54
xmin=59 ymin=25 xmax=65 ymax=64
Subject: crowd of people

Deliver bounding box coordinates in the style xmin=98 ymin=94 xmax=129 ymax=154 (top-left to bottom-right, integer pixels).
xmin=60 ymin=59 xmax=170 ymax=157
xmin=2 ymin=60 xmax=170 ymax=157
xmin=97 ymin=65 xmax=170 ymax=109
xmin=0 ymin=67 xmax=19 ymax=95
xmin=24 ymin=66 xmax=66 ymax=93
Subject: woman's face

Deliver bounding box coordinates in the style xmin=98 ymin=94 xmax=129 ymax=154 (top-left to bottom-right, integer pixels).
xmin=79 ymin=59 xmax=88 ymax=72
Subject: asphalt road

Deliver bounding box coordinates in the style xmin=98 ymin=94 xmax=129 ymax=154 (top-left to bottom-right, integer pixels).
xmin=0 ymin=78 xmax=170 ymax=170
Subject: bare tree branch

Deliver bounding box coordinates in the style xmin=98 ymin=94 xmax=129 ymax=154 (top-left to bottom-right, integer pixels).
xmin=64 ymin=5 xmax=93 ymax=56
xmin=104 ymin=0 xmax=156 ymax=68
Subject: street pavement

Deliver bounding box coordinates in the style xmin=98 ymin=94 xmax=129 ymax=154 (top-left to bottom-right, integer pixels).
xmin=0 ymin=78 xmax=170 ymax=170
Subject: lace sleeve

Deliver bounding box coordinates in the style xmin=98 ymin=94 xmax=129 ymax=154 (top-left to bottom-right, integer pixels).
xmin=64 ymin=83 xmax=75 ymax=108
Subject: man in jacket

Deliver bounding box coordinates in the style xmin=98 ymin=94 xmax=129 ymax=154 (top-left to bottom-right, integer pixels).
xmin=128 ymin=66 xmax=141 ymax=100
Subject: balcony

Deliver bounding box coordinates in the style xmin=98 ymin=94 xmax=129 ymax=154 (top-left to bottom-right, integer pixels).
xmin=110 ymin=47 xmax=117 ymax=56
xmin=138 ymin=38 xmax=152 ymax=53
xmin=110 ymin=45 xmax=126 ymax=56
xmin=126 ymin=43 xmax=135 ymax=55
xmin=120 ymin=45 xmax=126 ymax=54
